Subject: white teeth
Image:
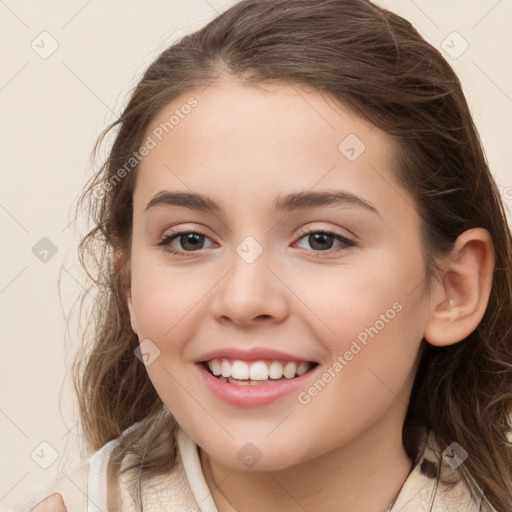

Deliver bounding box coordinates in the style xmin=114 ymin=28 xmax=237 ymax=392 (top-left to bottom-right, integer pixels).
xmin=231 ymin=360 xmax=249 ymax=380
xmin=206 ymin=359 xmax=314 ymax=382
xmin=283 ymin=362 xmax=297 ymax=379
xmin=209 ymin=359 xmax=222 ymax=376
xmin=268 ymin=361 xmax=283 ymax=379
xmin=228 ymin=377 xmax=250 ymax=385
xmin=249 ymin=361 xmax=268 ymax=381
xmin=296 ymin=362 xmax=309 ymax=376
xmin=221 ymin=360 xmax=232 ymax=378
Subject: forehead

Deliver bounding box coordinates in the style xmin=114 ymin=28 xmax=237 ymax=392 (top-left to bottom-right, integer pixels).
xmin=142 ymin=78 xmax=388 ymax=162
xmin=133 ymin=78 xmax=410 ymax=220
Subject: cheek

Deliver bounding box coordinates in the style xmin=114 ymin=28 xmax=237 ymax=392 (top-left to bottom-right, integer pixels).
xmin=292 ymin=301 xmax=424 ymax=461
xmin=291 ymin=247 xmax=427 ymax=419
xmin=129 ymin=263 xmax=203 ymax=416
xmin=296 ymin=248 xmax=426 ymax=353
xmin=128 ymin=258 xmax=218 ymax=403
xmin=130 ymin=257 xmax=209 ymax=342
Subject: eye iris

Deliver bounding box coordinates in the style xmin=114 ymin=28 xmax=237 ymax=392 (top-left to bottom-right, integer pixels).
xmin=309 ymin=233 xmax=334 ymax=251
xmin=171 ymin=231 xmax=341 ymax=252
xmin=180 ymin=233 xmax=204 ymax=251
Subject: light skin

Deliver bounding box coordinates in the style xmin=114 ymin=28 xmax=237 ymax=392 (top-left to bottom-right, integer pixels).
xmin=34 ymin=77 xmax=494 ymax=512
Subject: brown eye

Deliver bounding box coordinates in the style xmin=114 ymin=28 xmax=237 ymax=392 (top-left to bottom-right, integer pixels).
xmin=295 ymin=229 xmax=354 ymax=253
xmin=158 ymin=230 xmax=214 ymax=255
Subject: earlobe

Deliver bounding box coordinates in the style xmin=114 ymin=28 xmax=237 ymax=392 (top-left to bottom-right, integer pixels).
xmin=113 ymin=247 xmax=138 ymax=335
xmin=423 ymin=228 xmax=494 ymax=347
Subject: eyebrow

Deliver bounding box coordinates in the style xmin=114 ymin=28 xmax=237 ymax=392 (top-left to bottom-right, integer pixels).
xmin=144 ymin=190 xmax=380 ymax=216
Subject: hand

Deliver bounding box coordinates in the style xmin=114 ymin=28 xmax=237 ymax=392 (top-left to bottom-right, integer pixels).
xmin=30 ymin=493 xmax=67 ymax=512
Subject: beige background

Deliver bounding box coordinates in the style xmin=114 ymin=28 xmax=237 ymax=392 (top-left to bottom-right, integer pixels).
xmin=1 ymin=0 xmax=511 ymax=508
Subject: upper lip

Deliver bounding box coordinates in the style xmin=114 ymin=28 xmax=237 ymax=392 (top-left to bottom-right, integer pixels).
xmin=195 ymin=347 xmax=318 ymax=364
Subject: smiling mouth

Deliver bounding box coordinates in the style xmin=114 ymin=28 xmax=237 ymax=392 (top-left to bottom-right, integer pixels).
xmin=201 ymin=358 xmax=319 ymax=386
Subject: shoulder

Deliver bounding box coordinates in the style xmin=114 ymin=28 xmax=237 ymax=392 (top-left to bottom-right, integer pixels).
xmin=7 ymin=455 xmax=91 ymax=512
xmin=113 ymin=428 xmax=208 ymax=512
xmin=8 ymin=426 xmax=204 ymax=512
xmin=7 ymin=439 xmax=116 ymax=512
xmin=390 ymin=427 xmax=498 ymax=511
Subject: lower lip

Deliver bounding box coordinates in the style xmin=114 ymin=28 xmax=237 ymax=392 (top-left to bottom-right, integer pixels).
xmin=196 ymin=363 xmax=318 ymax=407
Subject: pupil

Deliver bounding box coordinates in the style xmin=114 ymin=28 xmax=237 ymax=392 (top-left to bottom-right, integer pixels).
xmin=310 ymin=233 xmax=333 ymax=251
xmin=178 ymin=233 xmax=334 ymax=252
xmin=181 ymin=233 xmax=203 ymax=251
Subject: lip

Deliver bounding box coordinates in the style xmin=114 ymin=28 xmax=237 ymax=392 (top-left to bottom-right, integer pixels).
xmin=195 ymin=347 xmax=317 ymax=364
xmin=196 ymin=361 xmax=319 ymax=407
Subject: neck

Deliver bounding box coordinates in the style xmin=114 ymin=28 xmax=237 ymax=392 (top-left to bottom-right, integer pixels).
xmin=199 ymin=405 xmax=414 ymax=512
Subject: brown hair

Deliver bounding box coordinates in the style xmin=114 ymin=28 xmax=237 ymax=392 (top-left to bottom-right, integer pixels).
xmin=72 ymin=0 xmax=512 ymax=509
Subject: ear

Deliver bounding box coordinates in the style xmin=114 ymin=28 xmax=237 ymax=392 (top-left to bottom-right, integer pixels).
xmin=423 ymin=228 xmax=494 ymax=347
xmin=113 ymin=246 xmax=138 ymax=335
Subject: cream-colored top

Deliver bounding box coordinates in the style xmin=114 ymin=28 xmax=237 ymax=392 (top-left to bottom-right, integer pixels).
xmin=9 ymin=425 xmax=497 ymax=512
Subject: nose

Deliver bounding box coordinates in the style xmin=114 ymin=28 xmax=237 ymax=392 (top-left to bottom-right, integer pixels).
xmin=209 ymin=242 xmax=289 ymax=327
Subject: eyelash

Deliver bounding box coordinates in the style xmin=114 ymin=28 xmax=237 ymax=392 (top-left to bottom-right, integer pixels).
xmin=157 ymin=227 xmax=355 ymax=258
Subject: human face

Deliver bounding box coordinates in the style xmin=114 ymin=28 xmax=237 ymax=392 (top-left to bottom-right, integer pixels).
xmin=126 ymin=77 xmax=430 ymax=471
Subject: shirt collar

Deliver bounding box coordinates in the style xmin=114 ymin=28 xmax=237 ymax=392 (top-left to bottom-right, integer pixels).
xmin=176 ymin=425 xmax=496 ymax=512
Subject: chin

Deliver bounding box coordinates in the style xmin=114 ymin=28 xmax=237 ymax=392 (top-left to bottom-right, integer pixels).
xmin=203 ymin=438 xmax=309 ymax=472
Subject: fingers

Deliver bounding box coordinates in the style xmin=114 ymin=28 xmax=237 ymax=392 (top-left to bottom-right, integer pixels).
xmin=31 ymin=493 xmax=67 ymax=512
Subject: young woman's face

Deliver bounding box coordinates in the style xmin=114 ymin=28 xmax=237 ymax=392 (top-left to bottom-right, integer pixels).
xmin=126 ymin=77 xmax=431 ymax=470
